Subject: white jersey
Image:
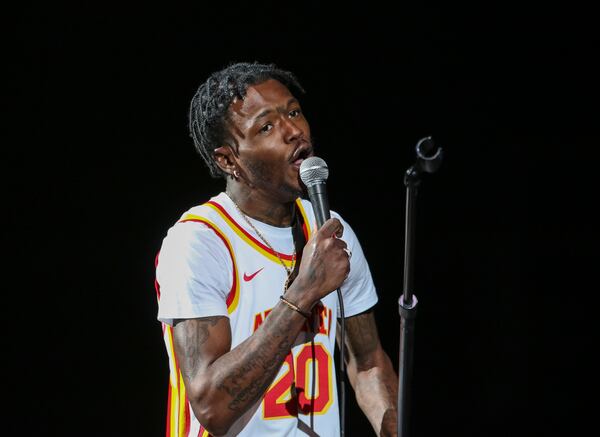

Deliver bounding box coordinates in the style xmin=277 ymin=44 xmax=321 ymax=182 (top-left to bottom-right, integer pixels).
xmin=155 ymin=192 xmax=378 ymax=437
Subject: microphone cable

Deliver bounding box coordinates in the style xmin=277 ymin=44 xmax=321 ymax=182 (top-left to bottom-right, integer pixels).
xmin=337 ymin=287 xmax=346 ymax=437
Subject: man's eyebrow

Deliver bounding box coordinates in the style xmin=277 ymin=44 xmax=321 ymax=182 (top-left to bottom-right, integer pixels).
xmin=252 ymin=98 xmax=299 ymax=124
xmin=252 ymin=108 xmax=273 ymax=124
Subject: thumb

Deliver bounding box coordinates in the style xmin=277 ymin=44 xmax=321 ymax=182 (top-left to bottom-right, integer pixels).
xmin=318 ymin=218 xmax=344 ymax=239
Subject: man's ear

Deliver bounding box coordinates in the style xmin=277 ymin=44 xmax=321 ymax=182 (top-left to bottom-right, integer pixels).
xmin=213 ymin=145 xmax=237 ymax=177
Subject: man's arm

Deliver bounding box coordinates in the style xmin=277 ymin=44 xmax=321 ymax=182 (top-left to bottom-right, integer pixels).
xmin=172 ymin=303 xmax=307 ymax=435
xmin=341 ymin=309 xmax=398 ymax=437
xmin=171 ymin=218 xmax=350 ymax=436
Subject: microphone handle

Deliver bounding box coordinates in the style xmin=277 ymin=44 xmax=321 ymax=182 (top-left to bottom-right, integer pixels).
xmin=307 ymin=183 xmax=331 ymax=229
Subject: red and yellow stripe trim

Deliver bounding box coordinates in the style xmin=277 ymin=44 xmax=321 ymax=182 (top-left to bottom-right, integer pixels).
xmin=178 ymin=216 xmax=240 ymax=314
xmin=164 ymin=325 xmax=191 ymax=436
xmin=184 ymin=199 xmax=313 ymax=268
xmin=204 ymin=201 xmax=295 ymax=267
xmin=294 ymin=198 xmax=313 ymax=241
xmin=198 ymin=425 xmax=211 ymax=437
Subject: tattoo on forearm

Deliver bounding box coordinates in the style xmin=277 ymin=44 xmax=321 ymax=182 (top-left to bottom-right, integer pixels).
xmin=218 ymin=317 xmax=296 ymax=412
xmin=175 ymin=306 xmax=306 ymax=417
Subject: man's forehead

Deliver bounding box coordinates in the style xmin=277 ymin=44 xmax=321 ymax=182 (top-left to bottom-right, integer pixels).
xmin=230 ymin=79 xmax=294 ymax=120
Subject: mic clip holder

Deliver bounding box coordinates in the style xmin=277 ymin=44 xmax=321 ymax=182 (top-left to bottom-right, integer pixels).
xmin=404 ymin=136 xmax=444 ymax=188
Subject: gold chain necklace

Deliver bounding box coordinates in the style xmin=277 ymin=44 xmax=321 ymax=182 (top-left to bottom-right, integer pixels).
xmin=225 ymin=192 xmax=297 ymax=291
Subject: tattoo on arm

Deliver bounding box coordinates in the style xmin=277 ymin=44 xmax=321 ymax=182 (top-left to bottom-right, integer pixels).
xmin=344 ymin=310 xmax=379 ymax=366
xmin=172 ymin=303 xmax=309 ymax=424
xmin=218 ymin=313 xmax=296 ymax=411
xmin=175 ymin=316 xmax=222 ymax=380
xmin=219 ymin=336 xmax=291 ymax=411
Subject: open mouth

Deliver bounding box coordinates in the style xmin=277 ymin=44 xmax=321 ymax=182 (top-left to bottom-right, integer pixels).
xmin=291 ymin=143 xmax=313 ymax=168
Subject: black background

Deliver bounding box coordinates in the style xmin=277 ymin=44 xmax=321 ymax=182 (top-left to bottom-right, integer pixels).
xmin=6 ymin=2 xmax=596 ymax=436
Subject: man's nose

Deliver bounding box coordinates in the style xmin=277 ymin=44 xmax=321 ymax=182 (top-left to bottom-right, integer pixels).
xmin=282 ymin=117 xmax=303 ymax=143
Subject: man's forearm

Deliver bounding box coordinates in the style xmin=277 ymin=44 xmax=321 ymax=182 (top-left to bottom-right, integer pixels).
xmin=210 ymin=302 xmax=305 ymax=412
xmin=349 ymin=351 xmax=398 ymax=437
xmin=174 ymin=299 xmax=308 ymax=435
xmin=342 ymin=311 xmax=398 ymax=437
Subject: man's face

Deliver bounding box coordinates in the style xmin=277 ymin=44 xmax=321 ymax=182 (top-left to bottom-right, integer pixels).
xmin=227 ymin=79 xmax=313 ymax=200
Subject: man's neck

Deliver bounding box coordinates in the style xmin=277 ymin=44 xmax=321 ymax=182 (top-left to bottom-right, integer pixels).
xmin=225 ymin=183 xmax=296 ymax=228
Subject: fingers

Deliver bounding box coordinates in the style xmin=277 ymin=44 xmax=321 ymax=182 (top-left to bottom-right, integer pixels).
xmin=298 ymin=218 xmax=351 ymax=295
xmin=318 ymin=218 xmax=344 ymax=239
xmin=318 ymin=219 xmax=350 ymax=260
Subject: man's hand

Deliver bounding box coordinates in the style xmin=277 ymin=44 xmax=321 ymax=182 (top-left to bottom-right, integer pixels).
xmin=287 ymin=217 xmax=350 ymax=309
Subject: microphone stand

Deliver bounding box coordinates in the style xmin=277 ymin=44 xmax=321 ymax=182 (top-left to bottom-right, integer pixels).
xmin=397 ymin=137 xmax=443 ymax=437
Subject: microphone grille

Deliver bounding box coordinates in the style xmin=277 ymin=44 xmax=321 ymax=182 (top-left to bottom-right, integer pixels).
xmin=299 ymin=156 xmax=329 ymax=186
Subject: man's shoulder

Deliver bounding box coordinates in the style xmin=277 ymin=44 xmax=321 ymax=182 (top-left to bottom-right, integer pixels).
xmin=171 ymin=191 xmax=228 ymax=223
xmin=161 ymin=192 xmax=229 ymax=240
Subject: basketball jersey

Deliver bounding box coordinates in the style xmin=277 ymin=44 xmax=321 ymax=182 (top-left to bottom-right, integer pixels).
xmin=155 ymin=192 xmax=378 ymax=436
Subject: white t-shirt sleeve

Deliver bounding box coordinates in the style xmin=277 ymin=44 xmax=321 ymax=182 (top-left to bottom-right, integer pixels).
xmin=332 ymin=211 xmax=379 ymax=318
xmin=156 ymin=220 xmax=233 ymax=326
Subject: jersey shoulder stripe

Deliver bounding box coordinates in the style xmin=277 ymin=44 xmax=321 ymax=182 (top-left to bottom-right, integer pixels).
xmin=177 ymin=214 xmax=241 ymax=315
xmin=295 ymin=198 xmax=313 ymax=240
xmin=181 ymin=197 xmax=314 ymax=269
xmin=205 ymin=200 xmax=296 ymax=265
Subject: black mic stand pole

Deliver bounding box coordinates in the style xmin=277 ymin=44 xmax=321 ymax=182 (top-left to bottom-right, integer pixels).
xmin=397 ymin=137 xmax=443 ymax=437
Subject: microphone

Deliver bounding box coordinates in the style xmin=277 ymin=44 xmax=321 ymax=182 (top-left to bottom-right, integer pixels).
xmin=299 ymin=156 xmax=330 ymax=229
xmin=300 ymin=156 xmax=348 ymax=436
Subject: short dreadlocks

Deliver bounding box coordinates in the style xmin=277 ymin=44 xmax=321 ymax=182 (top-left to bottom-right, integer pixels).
xmin=188 ymin=62 xmax=305 ymax=178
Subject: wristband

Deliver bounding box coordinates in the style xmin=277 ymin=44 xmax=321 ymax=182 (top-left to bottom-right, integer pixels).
xmin=279 ymin=295 xmax=311 ymax=318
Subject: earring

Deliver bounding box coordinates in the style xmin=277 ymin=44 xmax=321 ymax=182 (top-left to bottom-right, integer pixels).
xmin=233 ymin=169 xmax=240 ymax=179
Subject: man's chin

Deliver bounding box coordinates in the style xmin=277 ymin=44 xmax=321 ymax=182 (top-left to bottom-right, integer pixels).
xmin=281 ymin=180 xmax=305 ymax=201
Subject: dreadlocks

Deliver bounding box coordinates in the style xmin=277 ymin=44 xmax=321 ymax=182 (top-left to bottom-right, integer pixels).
xmin=188 ymin=62 xmax=305 ymax=178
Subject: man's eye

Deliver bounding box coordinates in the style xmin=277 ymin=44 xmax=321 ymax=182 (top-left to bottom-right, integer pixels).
xmin=260 ymin=123 xmax=273 ymax=133
xmin=289 ymin=109 xmax=301 ymax=118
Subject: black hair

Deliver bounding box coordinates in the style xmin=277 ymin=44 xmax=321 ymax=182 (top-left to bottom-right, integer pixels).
xmin=188 ymin=61 xmax=305 ymax=178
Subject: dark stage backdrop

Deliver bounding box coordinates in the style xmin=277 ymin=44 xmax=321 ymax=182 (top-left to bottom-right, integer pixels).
xmin=7 ymin=2 xmax=595 ymax=436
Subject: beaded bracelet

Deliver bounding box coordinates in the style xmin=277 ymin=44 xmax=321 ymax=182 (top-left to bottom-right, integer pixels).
xmin=279 ymin=295 xmax=311 ymax=318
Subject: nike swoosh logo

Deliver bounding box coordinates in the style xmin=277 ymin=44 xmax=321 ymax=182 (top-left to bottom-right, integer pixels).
xmin=243 ymin=267 xmax=264 ymax=282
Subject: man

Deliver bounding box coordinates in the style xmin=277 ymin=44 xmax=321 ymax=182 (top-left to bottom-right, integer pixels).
xmin=155 ymin=62 xmax=398 ymax=436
